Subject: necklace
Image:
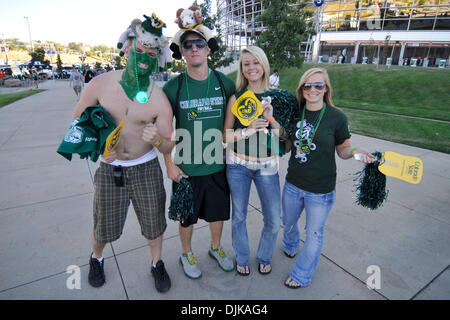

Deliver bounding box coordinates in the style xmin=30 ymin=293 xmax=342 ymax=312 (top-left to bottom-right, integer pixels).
xmin=298 ymin=102 xmax=326 ymax=154
xmin=134 ymin=39 xmax=158 ymax=104
xmin=184 ymin=68 xmax=210 ymax=119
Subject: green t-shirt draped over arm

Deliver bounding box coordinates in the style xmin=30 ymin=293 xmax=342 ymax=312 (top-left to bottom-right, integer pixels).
xmin=163 ymin=70 xmax=236 ymax=177
xmin=286 ymin=105 xmax=351 ymax=194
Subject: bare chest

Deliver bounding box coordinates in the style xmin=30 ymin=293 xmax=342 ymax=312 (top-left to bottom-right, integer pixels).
xmin=98 ymin=81 xmax=157 ymax=126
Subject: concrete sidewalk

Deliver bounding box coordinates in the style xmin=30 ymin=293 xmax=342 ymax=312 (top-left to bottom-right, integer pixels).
xmin=0 ymin=80 xmax=449 ymax=300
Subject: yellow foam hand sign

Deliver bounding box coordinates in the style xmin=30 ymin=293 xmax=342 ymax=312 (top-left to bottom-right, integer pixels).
xmin=231 ymin=90 xmax=263 ymax=126
xmin=103 ymin=119 xmax=126 ymax=158
xmin=378 ymin=151 xmax=423 ymax=184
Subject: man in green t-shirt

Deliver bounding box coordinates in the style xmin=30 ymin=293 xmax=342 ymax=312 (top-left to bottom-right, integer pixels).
xmin=163 ymin=27 xmax=236 ymax=279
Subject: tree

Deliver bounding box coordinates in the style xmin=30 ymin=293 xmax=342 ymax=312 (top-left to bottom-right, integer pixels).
xmin=171 ymin=59 xmax=186 ymax=73
xmin=192 ymin=0 xmax=234 ymax=69
xmin=56 ymin=54 xmax=63 ymax=73
xmin=255 ymin=0 xmax=314 ymax=69
xmin=31 ymin=47 xmax=47 ymax=63
xmin=68 ymin=42 xmax=83 ymax=52
xmin=113 ymin=56 xmax=124 ymax=70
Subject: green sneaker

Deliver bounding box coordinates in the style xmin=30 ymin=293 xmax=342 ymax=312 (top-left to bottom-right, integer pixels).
xmin=179 ymin=252 xmax=202 ymax=279
xmin=208 ymin=245 xmax=234 ymax=272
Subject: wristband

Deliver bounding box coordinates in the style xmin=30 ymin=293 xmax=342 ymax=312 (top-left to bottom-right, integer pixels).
xmin=152 ymin=135 xmax=162 ymax=147
xmin=350 ymin=147 xmax=358 ymax=157
xmin=267 ymin=117 xmax=275 ymax=123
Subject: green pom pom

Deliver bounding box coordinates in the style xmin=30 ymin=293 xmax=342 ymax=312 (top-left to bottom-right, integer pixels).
xmin=353 ymin=152 xmax=389 ymax=210
xmin=168 ymin=178 xmax=194 ymax=224
xmin=117 ymin=43 xmax=123 ymax=50
xmin=267 ymin=89 xmax=298 ymax=155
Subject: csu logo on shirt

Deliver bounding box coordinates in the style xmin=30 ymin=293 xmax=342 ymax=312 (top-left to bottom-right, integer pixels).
xmin=64 ymin=119 xmax=83 ymax=144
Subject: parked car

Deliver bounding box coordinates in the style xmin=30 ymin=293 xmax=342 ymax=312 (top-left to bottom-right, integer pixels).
xmin=38 ymin=69 xmax=53 ymax=79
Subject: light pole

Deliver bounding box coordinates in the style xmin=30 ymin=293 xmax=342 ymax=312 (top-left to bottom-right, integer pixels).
xmin=1 ymin=33 xmax=8 ymax=65
xmin=24 ymin=16 xmax=33 ymax=52
xmin=312 ymin=0 xmax=326 ymax=62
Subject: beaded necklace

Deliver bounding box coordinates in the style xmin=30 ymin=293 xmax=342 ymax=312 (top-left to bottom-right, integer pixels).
xmin=298 ymin=102 xmax=326 ymax=154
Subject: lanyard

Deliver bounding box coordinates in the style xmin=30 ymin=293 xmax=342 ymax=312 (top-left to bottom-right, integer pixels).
xmin=298 ymin=103 xmax=326 ymax=154
xmin=185 ymin=68 xmax=211 ymax=119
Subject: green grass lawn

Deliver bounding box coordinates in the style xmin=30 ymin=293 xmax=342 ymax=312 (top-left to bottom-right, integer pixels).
xmin=228 ymin=63 xmax=450 ymax=153
xmin=0 ymin=89 xmax=46 ymax=108
xmin=345 ymin=109 xmax=450 ymax=154
xmin=281 ymin=63 xmax=450 ymax=122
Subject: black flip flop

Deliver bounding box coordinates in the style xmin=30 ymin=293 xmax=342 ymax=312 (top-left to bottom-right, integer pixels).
xmin=284 ymin=251 xmax=296 ymax=258
xmin=236 ymin=265 xmax=250 ymax=276
xmin=258 ymin=263 xmax=272 ymax=275
xmin=284 ymin=276 xmax=302 ymax=289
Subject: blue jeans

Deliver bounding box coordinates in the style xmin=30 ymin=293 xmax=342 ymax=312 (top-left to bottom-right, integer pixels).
xmin=282 ymin=181 xmax=336 ymax=286
xmin=226 ymin=163 xmax=281 ymax=266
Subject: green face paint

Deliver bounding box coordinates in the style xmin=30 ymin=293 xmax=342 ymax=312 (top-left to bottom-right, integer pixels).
xmin=134 ymin=50 xmax=158 ymax=75
xmin=119 ymin=41 xmax=159 ymax=102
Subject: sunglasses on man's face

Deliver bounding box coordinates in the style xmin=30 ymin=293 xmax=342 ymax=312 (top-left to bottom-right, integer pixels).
xmin=302 ymin=82 xmax=326 ymax=91
xmin=181 ymin=39 xmax=207 ymax=50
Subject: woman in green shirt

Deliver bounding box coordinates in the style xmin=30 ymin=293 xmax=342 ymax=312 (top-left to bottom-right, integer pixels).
xmin=223 ymin=46 xmax=296 ymax=276
xmin=283 ymin=68 xmax=375 ymax=288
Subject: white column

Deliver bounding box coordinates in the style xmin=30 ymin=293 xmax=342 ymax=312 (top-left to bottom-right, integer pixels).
xmin=311 ymin=36 xmax=321 ymax=62
xmin=398 ymin=43 xmax=406 ymax=66
xmin=352 ymin=42 xmax=360 ymax=64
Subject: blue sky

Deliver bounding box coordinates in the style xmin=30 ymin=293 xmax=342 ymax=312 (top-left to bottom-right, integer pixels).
xmin=0 ymin=0 xmax=211 ymax=47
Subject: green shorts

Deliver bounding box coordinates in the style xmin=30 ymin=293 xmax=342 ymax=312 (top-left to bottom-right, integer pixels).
xmin=93 ymin=158 xmax=166 ymax=242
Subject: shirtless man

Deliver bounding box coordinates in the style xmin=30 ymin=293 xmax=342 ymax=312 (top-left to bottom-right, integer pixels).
xmin=71 ymin=14 xmax=174 ymax=293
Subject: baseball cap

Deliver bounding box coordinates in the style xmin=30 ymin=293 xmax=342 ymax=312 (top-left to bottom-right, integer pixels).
xmin=180 ymin=29 xmax=207 ymax=44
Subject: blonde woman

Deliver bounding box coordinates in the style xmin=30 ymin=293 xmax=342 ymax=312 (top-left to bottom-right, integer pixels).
xmin=223 ymin=46 xmax=296 ymax=276
xmin=282 ymin=68 xmax=375 ymax=288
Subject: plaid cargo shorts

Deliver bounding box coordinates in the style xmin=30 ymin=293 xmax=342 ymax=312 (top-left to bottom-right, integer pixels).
xmin=93 ymin=158 xmax=166 ymax=243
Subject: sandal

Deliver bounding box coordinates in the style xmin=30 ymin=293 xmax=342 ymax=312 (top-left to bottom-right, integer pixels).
xmin=284 ymin=251 xmax=296 ymax=258
xmin=236 ymin=265 xmax=250 ymax=276
xmin=258 ymin=263 xmax=272 ymax=275
xmin=284 ymin=276 xmax=302 ymax=289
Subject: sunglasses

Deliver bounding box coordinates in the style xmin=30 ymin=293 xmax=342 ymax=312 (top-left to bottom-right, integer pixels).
xmin=181 ymin=39 xmax=207 ymax=50
xmin=302 ymin=82 xmax=326 ymax=91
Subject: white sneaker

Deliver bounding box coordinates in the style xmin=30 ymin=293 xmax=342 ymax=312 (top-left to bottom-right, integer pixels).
xmin=208 ymin=245 xmax=234 ymax=272
xmin=179 ymin=252 xmax=202 ymax=279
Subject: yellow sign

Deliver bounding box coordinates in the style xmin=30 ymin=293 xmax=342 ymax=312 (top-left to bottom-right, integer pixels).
xmin=378 ymin=151 xmax=423 ymax=184
xmin=231 ymin=90 xmax=263 ymax=126
xmin=103 ymin=120 xmax=125 ymax=158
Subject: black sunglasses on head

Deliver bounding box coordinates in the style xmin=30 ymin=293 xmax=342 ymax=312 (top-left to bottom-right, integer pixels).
xmin=302 ymin=82 xmax=326 ymax=91
xmin=181 ymin=39 xmax=207 ymax=50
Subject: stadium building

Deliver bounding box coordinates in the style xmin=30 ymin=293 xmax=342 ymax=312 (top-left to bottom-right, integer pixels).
xmin=216 ymin=0 xmax=450 ymax=67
